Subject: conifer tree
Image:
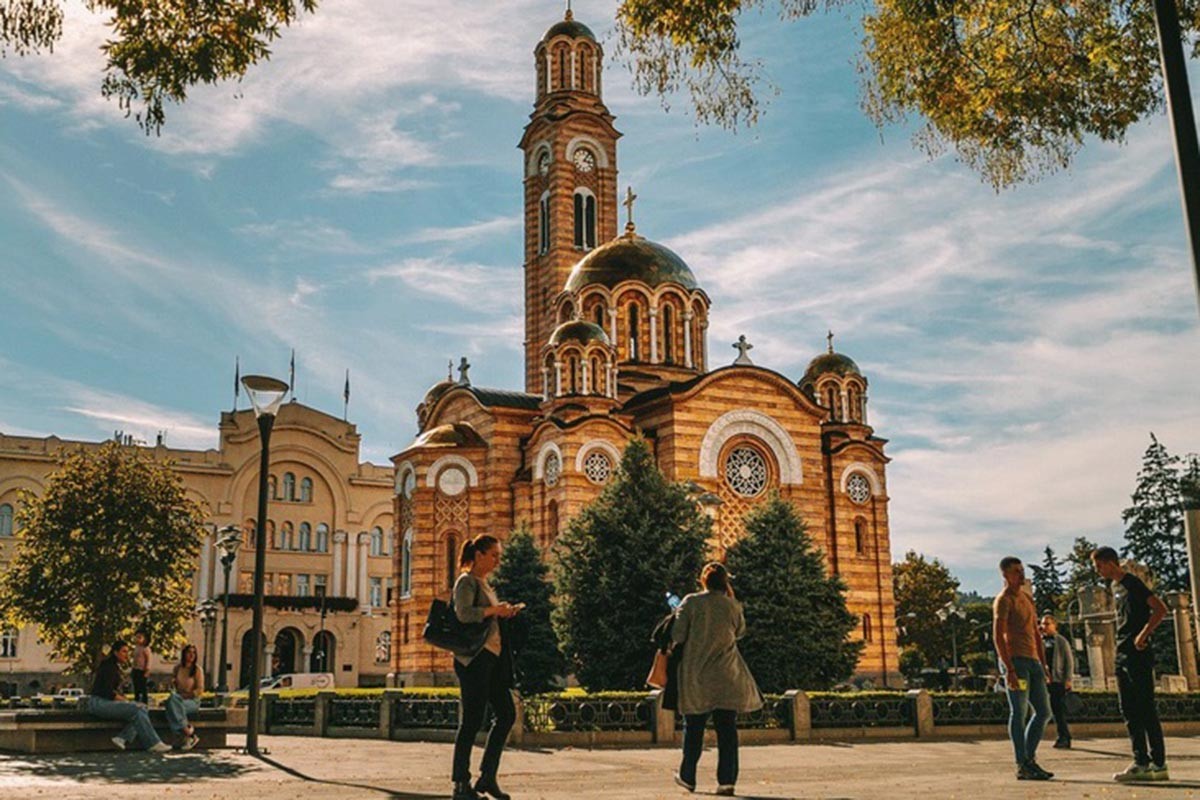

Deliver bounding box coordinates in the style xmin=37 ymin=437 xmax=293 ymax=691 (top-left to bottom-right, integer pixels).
xmin=493 ymin=526 xmax=563 ymax=695
xmin=1064 ymin=536 xmax=1105 ymax=603
xmin=893 ymin=551 xmax=959 ymax=667
xmin=1122 ymin=434 xmax=1187 ymax=592
xmin=1030 ymin=546 xmax=1067 ymax=615
xmin=724 ymin=494 xmax=862 ymax=691
xmin=552 ymin=439 xmax=709 ymax=691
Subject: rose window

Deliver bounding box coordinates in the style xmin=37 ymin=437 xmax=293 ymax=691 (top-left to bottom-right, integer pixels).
xmin=847 ymin=473 xmax=872 ymax=504
xmin=725 ymin=447 xmax=767 ymax=497
xmin=544 ymin=451 xmax=562 ymax=487
xmin=583 ymin=450 xmax=612 ymax=485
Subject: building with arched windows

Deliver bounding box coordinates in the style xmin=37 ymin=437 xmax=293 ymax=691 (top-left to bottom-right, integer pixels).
xmin=391 ymin=9 xmax=900 ymax=687
xmin=0 ymin=402 xmax=395 ymax=691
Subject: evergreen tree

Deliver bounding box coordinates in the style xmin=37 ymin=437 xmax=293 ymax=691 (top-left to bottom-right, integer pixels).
xmin=492 ymin=526 xmax=563 ymax=695
xmin=1064 ymin=536 xmax=1105 ymax=606
xmin=724 ymin=494 xmax=862 ymax=692
xmin=552 ymin=439 xmax=709 ymax=691
xmin=0 ymin=442 xmax=203 ymax=674
xmin=1030 ymin=546 xmax=1067 ymax=615
xmin=893 ymin=551 xmax=959 ymax=668
xmin=1122 ymin=434 xmax=1187 ymax=592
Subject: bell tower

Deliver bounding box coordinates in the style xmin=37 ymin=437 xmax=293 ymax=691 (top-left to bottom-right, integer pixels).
xmin=518 ymin=9 xmax=621 ymax=393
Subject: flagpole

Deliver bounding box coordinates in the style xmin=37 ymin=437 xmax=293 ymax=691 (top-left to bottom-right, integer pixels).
xmin=289 ymin=349 xmax=296 ymax=402
xmin=233 ymin=356 xmax=240 ymax=412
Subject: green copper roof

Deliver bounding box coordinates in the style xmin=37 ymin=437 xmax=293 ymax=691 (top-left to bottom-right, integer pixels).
xmin=544 ymin=17 xmax=595 ymax=41
xmin=801 ymin=352 xmax=863 ymax=383
xmin=564 ymin=235 xmax=700 ymax=293
xmin=549 ymin=320 xmax=610 ymax=347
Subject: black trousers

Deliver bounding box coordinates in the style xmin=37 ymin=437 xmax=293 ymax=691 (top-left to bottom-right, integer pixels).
xmin=452 ymin=650 xmax=516 ymax=783
xmin=1116 ymin=654 xmax=1165 ymax=767
xmin=1048 ymin=682 xmax=1071 ymax=742
xmin=131 ymin=669 xmax=149 ymax=705
xmin=680 ymin=709 xmax=739 ymax=787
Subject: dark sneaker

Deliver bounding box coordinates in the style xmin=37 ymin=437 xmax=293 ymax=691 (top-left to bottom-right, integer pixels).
xmin=1147 ymin=763 xmax=1170 ymax=782
xmin=1027 ymin=760 xmax=1054 ymax=780
xmin=474 ymin=775 xmax=511 ymax=800
xmin=1114 ymin=763 xmax=1153 ymax=782
xmin=452 ymin=781 xmax=481 ymax=800
xmin=1053 ymin=739 xmax=1071 ymax=749
xmin=1017 ymin=762 xmax=1051 ymax=781
xmin=673 ymin=773 xmax=696 ymax=792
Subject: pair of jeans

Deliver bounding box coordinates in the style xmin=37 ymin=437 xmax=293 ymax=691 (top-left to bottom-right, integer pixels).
xmin=679 ymin=709 xmax=739 ymax=787
xmin=131 ymin=670 xmax=149 ymax=705
xmin=451 ymin=650 xmax=516 ymax=783
xmin=165 ymin=693 xmax=200 ymax=736
xmin=1116 ymin=653 xmax=1165 ymax=767
xmin=1002 ymin=656 xmax=1051 ymax=766
xmin=81 ymin=696 xmax=162 ymax=749
xmin=1047 ymin=682 xmax=1071 ymax=742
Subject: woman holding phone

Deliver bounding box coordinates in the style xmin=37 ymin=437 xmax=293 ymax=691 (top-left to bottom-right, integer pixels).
xmin=450 ymin=534 xmax=523 ymax=800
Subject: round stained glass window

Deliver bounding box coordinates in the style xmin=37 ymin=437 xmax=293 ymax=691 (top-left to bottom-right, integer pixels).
xmin=583 ymin=450 xmax=612 ymax=485
xmin=437 ymin=467 xmax=467 ymax=497
xmin=544 ymin=451 xmax=561 ymax=487
xmin=847 ymin=473 xmax=872 ymax=504
xmin=725 ymin=447 xmax=767 ymax=497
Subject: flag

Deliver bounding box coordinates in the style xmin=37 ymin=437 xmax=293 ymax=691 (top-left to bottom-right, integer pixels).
xmin=289 ymin=349 xmax=296 ymax=400
xmin=343 ymin=369 xmax=351 ymax=421
xmin=233 ymin=356 xmax=240 ymax=411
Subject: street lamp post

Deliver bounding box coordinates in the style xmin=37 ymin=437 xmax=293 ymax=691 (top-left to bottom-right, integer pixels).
xmin=215 ymin=526 xmax=242 ymax=695
xmin=315 ymin=584 xmax=328 ymax=673
xmin=241 ymin=374 xmax=289 ymax=757
xmin=937 ymin=601 xmax=967 ymax=689
xmin=196 ymin=601 xmax=217 ymax=682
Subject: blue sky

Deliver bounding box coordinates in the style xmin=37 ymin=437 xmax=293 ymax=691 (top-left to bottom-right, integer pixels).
xmin=2 ymin=1 xmax=1198 ymax=594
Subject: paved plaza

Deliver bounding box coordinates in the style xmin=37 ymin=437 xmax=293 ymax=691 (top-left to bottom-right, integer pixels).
xmin=2 ymin=735 xmax=1200 ymax=799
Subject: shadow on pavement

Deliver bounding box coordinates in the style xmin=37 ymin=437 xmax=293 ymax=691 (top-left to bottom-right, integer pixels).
xmin=7 ymin=751 xmax=253 ymax=783
xmin=256 ymin=754 xmax=445 ymax=799
xmin=1056 ymin=778 xmax=1200 ymax=790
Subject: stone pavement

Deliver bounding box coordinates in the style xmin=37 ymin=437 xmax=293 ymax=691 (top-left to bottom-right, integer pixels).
xmin=2 ymin=734 xmax=1200 ymax=799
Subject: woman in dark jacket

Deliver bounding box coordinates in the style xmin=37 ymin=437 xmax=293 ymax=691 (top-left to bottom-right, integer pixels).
xmin=450 ymin=534 xmax=522 ymax=800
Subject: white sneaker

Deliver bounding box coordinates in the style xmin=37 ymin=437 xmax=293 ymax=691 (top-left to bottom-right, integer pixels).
xmin=182 ymin=733 xmax=199 ymax=751
xmin=673 ymin=773 xmax=695 ymax=792
xmin=1147 ymin=763 xmax=1170 ymax=782
xmin=1114 ymin=763 xmax=1153 ymax=782
xmin=110 ymin=736 xmax=126 ymax=751
xmin=149 ymin=741 xmax=172 ymax=754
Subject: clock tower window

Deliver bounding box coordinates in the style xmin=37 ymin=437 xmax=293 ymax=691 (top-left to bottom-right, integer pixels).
xmin=538 ymin=191 xmax=550 ymax=255
xmin=573 ymin=188 xmax=596 ymax=249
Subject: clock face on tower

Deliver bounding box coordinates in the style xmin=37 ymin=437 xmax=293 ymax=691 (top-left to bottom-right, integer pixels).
xmin=573 ymin=148 xmax=595 ymax=173
xmin=538 ymin=151 xmax=550 ymax=176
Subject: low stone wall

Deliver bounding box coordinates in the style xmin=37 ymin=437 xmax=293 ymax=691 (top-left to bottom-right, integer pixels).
xmin=255 ymin=689 xmax=1200 ymax=746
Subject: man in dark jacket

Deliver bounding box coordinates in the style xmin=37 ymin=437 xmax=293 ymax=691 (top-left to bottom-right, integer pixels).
xmin=80 ymin=640 xmax=169 ymax=752
xmin=1040 ymin=615 xmax=1075 ymax=748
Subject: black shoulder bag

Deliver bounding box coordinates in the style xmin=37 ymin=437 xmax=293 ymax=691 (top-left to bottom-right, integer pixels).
xmin=423 ymin=597 xmax=492 ymax=658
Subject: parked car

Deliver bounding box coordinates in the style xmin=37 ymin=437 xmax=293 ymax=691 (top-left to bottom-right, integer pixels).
xmin=261 ymin=673 xmax=335 ymax=691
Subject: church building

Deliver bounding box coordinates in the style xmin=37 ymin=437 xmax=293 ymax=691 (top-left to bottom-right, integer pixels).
xmin=390 ymin=10 xmax=900 ymax=687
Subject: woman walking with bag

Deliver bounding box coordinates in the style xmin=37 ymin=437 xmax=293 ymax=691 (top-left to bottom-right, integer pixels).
xmin=451 ymin=534 xmax=522 ymax=800
xmin=671 ymin=562 xmax=762 ymax=797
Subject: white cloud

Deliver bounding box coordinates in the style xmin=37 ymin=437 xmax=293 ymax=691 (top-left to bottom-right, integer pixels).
xmin=404 ymin=216 xmax=522 ymax=245
xmin=367 ymin=258 xmax=522 ymax=313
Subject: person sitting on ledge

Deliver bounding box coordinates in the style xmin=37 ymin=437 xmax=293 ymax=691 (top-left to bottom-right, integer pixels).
xmin=80 ymin=639 xmax=171 ymax=753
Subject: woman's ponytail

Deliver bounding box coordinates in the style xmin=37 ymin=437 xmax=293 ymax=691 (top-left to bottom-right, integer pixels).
xmin=459 ymin=534 xmax=500 ymax=570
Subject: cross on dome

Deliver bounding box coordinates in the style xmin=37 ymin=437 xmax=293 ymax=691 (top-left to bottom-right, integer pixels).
xmin=457 ymin=356 xmax=472 ymax=386
xmin=827 ymin=330 xmax=835 ymax=353
xmin=623 ymin=186 xmax=638 ymax=234
xmin=732 ymin=335 xmax=754 ymax=365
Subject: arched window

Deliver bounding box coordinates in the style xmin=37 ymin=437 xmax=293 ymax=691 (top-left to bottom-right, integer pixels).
xmin=538 ymin=192 xmax=550 ymax=255
xmin=370 ymin=526 xmax=385 ymax=557
xmin=579 ymin=48 xmax=589 ymax=91
xmin=854 ymin=519 xmax=867 ymax=555
xmin=590 ymin=356 xmax=602 ymax=395
xmin=0 ymin=504 xmax=12 ymax=537
xmin=282 ymin=473 xmax=296 ymax=501
xmin=0 ymin=628 xmax=16 ymax=659
xmin=573 ymin=189 xmax=596 ymax=249
xmin=662 ymin=304 xmax=674 ymax=364
xmin=299 ymin=522 xmax=312 ymax=551
xmin=627 ymin=303 xmax=641 ymax=361
xmin=559 ymin=300 xmax=574 ymax=324
xmin=593 ymin=305 xmax=604 ymax=327
xmin=375 ymin=631 xmax=391 ymax=664
xmin=267 ymin=475 xmax=277 ymax=500
xmin=300 ymin=477 xmax=313 ymax=502
xmin=846 ymin=386 xmax=860 ymax=423
xmin=316 ymin=523 xmax=330 ymax=553
xmin=445 ymin=533 xmax=459 ymax=590
xmin=824 ymin=386 xmax=838 ymax=418
xmin=567 ymin=355 xmax=579 ymax=394
xmin=863 ymin=613 xmax=873 ymax=643
xmin=401 ymin=529 xmax=413 ymax=597
xmin=280 ymin=522 xmax=294 ymax=551
xmin=558 ymin=47 xmax=567 ymax=90
xmin=265 ymin=520 xmax=275 ymax=550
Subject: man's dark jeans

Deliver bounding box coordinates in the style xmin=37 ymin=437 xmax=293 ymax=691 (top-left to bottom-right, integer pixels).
xmin=451 ymin=650 xmax=516 ymax=784
xmin=680 ymin=709 xmax=738 ymax=787
xmin=131 ymin=669 xmax=149 ymax=705
xmin=1048 ymin=682 xmax=1071 ymax=743
xmin=1116 ymin=653 xmax=1165 ymax=767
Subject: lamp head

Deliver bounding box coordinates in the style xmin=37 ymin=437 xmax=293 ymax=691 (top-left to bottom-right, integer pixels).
xmin=241 ymin=374 xmax=289 ymax=418
xmin=216 ymin=525 xmax=243 ymax=558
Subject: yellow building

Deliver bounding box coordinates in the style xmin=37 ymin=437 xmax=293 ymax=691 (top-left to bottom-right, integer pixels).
xmin=0 ymin=402 xmax=394 ymax=692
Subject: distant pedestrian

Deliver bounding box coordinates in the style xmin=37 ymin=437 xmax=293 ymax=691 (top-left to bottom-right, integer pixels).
xmin=671 ymin=562 xmax=762 ymax=797
xmin=450 ymin=534 xmax=522 ymax=800
xmin=131 ymin=629 xmax=150 ymax=705
xmin=165 ymin=644 xmax=202 ymax=750
xmin=993 ymin=556 xmax=1053 ymax=781
xmin=1040 ymin=615 xmax=1075 ymax=749
xmin=1092 ymin=547 xmax=1170 ymax=782
xmin=81 ymin=640 xmax=170 ymax=753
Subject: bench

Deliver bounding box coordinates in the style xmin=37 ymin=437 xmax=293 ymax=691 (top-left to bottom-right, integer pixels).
xmin=0 ymin=707 xmax=246 ymax=754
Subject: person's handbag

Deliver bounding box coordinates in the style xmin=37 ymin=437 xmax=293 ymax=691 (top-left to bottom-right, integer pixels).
xmin=645 ymin=648 xmax=670 ymax=689
xmin=422 ymin=598 xmax=491 ymax=657
xmin=1063 ymin=689 xmax=1084 ymax=716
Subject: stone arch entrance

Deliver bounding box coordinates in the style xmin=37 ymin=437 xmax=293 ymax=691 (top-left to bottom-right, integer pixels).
xmin=274 ymin=627 xmax=305 ymax=674
xmin=311 ymin=630 xmax=336 ymax=674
